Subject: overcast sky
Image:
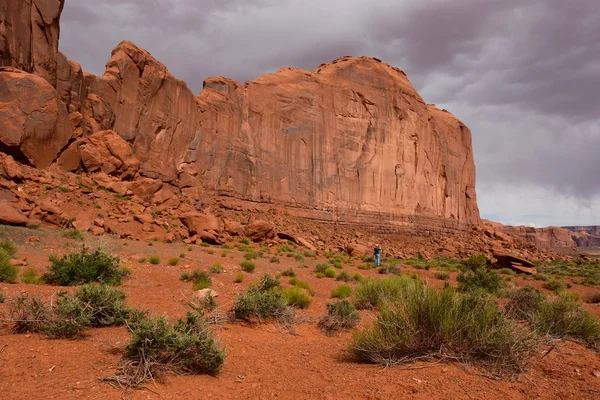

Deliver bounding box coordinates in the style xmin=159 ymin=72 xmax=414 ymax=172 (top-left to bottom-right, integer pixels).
xmin=58 ymin=0 xmax=599 ymax=227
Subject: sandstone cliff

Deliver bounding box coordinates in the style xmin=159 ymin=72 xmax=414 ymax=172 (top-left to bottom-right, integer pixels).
xmin=0 ymin=1 xmax=481 ymax=230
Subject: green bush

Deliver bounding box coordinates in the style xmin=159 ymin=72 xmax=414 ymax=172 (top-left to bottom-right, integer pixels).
xmin=332 ymin=284 xmax=352 ymax=299
xmin=210 ymin=262 xmax=224 ymax=274
xmin=314 ymin=263 xmax=329 ymax=274
xmin=351 ymin=284 xmax=538 ymax=372
xmin=240 ymin=260 xmax=256 ymax=273
xmin=63 ymin=230 xmax=83 ymax=241
xmin=149 ymin=256 xmax=161 ymax=265
xmin=0 ymin=239 xmax=17 ymax=257
xmin=43 ymin=293 xmax=91 ymax=339
xmin=353 ymin=276 xmax=415 ymax=309
xmin=457 ymin=267 xmax=504 ymax=294
xmin=461 ymin=254 xmax=488 ymax=270
xmin=21 ymin=267 xmax=43 ymax=285
xmin=586 ymin=292 xmax=600 ymax=304
xmin=168 ymin=257 xmax=180 ymax=266
xmin=191 ymin=271 xmax=212 ymax=290
xmin=233 ymin=275 xmax=287 ymax=321
xmin=542 ymin=279 xmax=568 ymax=294
xmin=269 ymin=256 xmax=280 ymax=263
xmin=281 ymin=268 xmax=296 ymax=277
xmin=240 ymin=238 xmax=250 ymax=245
xmin=9 ymin=295 xmax=49 ymax=334
xmin=0 ymin=248 xmax=18 ymax=283
xmin=282 ymin=287 xmax=312 ymax=309
xmin=324 ymin=267 xmax=336 ymax=278
xmin=74 ymin=284 xmax=129 ymax=327
xmin=434 ymin=271 xmax=450 ymax=281
xmin=0 ymin=289 xmax=4 ymax=303
xmin=336 ymin=272 xmax=352 ymax=282
xmin=378 ymin=265 xmax=401 ymax=275
xmin=43 ymin=247 xmax=123 ymax=286
xmin=507 ymin=287 xmax=600 ymax=344
xmin=288 ymin=277 xmax=315 ymax=296
xmin=123 ymin=311 xmax=225 ymax=382
xmin=318 ymin=300 xmax=360 ymax=334
xmin=234 ymin=272 xmax=244 ymax=283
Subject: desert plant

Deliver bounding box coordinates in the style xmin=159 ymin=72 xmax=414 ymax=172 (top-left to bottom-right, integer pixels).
xmin=318 ymin=300 xmax=360 ymax=334
xmin=586 ymin=292 xmax=600 ymax=304
xmin=282 ymin=287 xmax=312 ymax=309
xmin=324 ymin=267 xmax=336 ymax=278
xmin=314 ymin=263 xmax=329 ymax=274
xmin=191 ymin=271 xmax=212 ymax=290
xmin=43 ymin=247 xmax=123 ymax=286
xmin=168 ymin=257 xmax=180 ymax=266
xmin=0 ymin=248 xmax=18 ymax=283
xmin=63 ymin=230 xmax=84 ymax=241
xmin=110 ymin=311 xmax=225 ymax=386
xmin=434 ymin=272 xmax=450 ymax=281
xmin=353 ymin=276 xmax=416 ymax=309
xmin=43 ymin=293 xmax=91 ymax=339
xmin=0 ymin=289 xmax=4 ymax=303
xmin=350 ymin=284 xmax=538 ymax=373
xmin=9 ymin=295 xmax=49 ymax=334
xmin=210 ymin=262 xmax=224 ymax=274
xmin=336 ymin=272 xmax=352 ymax=282
xmin=461 ymin=254 xmax=488 ymax=270
xmin=288 ymin=277 xmax=316 ymax=296
xmin=180 ymin=272 xmax=191 ymax=281
xmin=542 ymin=279 xmax=568 ymax=294
xmin=240 ymin=238 xmax=250 ymax=245
xmin=240 ymin=260 xmax=256 ymax=273
xmin=233 ymin=275 xmax=287 ymax=321
xmin=0 ymin=239 xmax=18 ymax=257
xmin=331 ymin=284 xmax=352 ymax=299
xmin=74 ymin=284 xmax=129 ymax=327
xmin=21 ymin=268 xmax=43 ymax=285
xmin=149 ymin=256 xmax=161 ymax=265
xmin=457 ymin=267 xmax=504 ymax=294
xmin=234 ymin=272 xmax=244 ymax=283
xmin=378 ymin=265 xmax=401 ymax=275
xmin=281 ymin=268 xmax=296 ymax=278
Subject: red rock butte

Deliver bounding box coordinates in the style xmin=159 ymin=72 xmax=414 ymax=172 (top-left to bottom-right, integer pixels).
xmin=0 ymin=0 xmax=480 ymax=232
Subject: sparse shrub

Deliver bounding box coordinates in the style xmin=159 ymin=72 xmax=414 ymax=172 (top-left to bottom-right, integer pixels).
xmin=318 ymin=300 xmax=360 ymax=334
xmin=168 ymin=257 xmax=180 ymax=266
xmin=336 ymin=271 xmax=352 ymax=282
xmin=362 ymin=255 xmax=375 ymax=263
xmin=9 ymin=295 xmax=49 ymax=334
xmin=435 ymin=272 xmax=450 ymax=281
xmin=352 ymin=273 xmax=364 ymax=282
xmin=0 ymin=239 xmax=17 ymax=257
xmin=351 ymin=284 xmax=538 ymax=373
xmin=457 ymin=266 xmax=503 ymax=294
xmin=63 ymin=230 xmax=83 ymax=241
xmin=240 ymin=260 xmax=256 ymax=273
xmin=0 ymin=289 xmax=4 ymax=303
xmin=74 ymin=284 xmax=129 ymax=327
xmin=282 ymin=287 xmax=312 ymax=309
xmin=180 ymin=272 xmax=191 ymax=281
xmin=353 ymin=276 xmax=415 ymax=309
xmin=138 ymin=258 xmax=146 ymax=264
xmin=315 ymin=272 xmax=325 ymax=279
xmin=43 ymin=293 xmax=90 ymax=339
xmin=233 ymin=275 xmax=287 ymax=321
xmin=200 ymin=242 xmax=210 ymax=248
xmin=208 ymin=250 xmax=214 ymax=255
xmin=191 ymin=271 xmax=212 ymax=290
xmin=21 ymin=267 xmax=43 ymax=285
xmin=288 ymin=277 xmax=315 ymax=296
xmin=118 ymin=311 xmax=225 ymax=384
xmin=59 ymin=186 xmax=69 ymax=193
xmin=244 ymin=251 xmax=259 ymax=260
xmin=149 ymin=256 xmax=161 ymax=265
xmin=221 ymin=251 xmax=228 ymax=258
xmin=507 ymin=287 xmax=600 ymax=344
xmin=357 ymin=264 xmax=371 ymax=270
xmin=460 ymin=254 xmax=488 ymax=270
xmin=240 ymin=238 xmax=250 ymax=245
xmin=542 ymin=279 xmax=567 ymax=294
xmin=43 ymin=247 xmax=122 ymax=286
xmin=332 ymin=284 xmax=352 ymax=299
xmin=0 ymin=248 xmax=18 ymax=283
xmin=210 ymin=262 xmax=224 ymax=274
xmin=378 ymin=265 xmax=401 ymax=275
xmin=281 ymin=268 xmax=296 ymax=277
xmin=294 ymin=254 xmax=305 ymax=262
xmin=324 ymin=267 xmax=336 ymax=278
xmin=234 ymin=272 xmax=244 ymax=283
xmin=586 ymin=292 xmax=600 ymax=304
xmin=179 ymin=253 xmax=186 ymax=258
xmin=314 ymin=263 xmax=329 ymax=274
xmin=497 ymin=268 xmax=517 ymax=277
xmin=270 ymin=256 xmax=280 ymax=264
xmin=188 ymin=246 xmax=193 ymax=252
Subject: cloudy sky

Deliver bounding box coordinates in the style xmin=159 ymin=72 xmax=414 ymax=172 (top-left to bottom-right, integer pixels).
xmin=58 ymin=0 xmax=599 ymax=227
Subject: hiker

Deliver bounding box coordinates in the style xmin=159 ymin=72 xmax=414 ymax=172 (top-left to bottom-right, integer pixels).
xmin=374 ymin=245 xmax=381 ymax=267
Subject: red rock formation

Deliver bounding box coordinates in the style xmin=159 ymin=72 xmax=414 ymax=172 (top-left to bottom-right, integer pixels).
xmin=0 ymin=68 xmax=73 ymax=167
xmin=0 ymin=0 xmax=65 ymax=87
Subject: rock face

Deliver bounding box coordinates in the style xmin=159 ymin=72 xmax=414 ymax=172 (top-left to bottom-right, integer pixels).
xmin=0 ymin=68 xmax=73 ymax=167
xmin=0 ymin=0 xmax=65 ymax=87
xmin=0 ymin=2 xmax=482 ymax=231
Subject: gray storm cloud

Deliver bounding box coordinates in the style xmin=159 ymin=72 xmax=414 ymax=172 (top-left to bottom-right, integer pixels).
xmin=59 ymin=0 xmax=600 ymax=225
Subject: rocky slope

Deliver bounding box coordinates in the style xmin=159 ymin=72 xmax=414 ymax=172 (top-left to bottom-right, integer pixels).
xmin=0 ymin=0 xmax=480 ymax=233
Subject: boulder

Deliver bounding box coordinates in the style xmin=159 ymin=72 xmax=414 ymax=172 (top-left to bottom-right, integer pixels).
xmin=0 ymin=200 xmax=28 ymax=226
xmin=129 ymin=178 xmax=163 ymax=201
xmin=194 ymin=289 xmax=218 ymax=300
xmin=492 ymin=250 xmax=537 ymax=275
xmin=244 ymin=220 xmax=275 ymax=242
xmin=0 ymin=155 xmax=23 ymax=180
xmin=346 ymin=243 xmax=369 ymax=258
xmin=0 ymin=69 xmax=73 ymax=167
xmin=179 ymin=212 xmax=220 ymax=236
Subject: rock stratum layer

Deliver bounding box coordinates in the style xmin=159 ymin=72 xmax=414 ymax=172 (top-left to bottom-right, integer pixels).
xmin=0 ymin=0 xmax=480 ymax=230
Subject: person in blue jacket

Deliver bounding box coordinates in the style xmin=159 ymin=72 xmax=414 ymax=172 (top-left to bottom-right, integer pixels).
xmin=374 ymin=245 xmax=381 ymax=267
